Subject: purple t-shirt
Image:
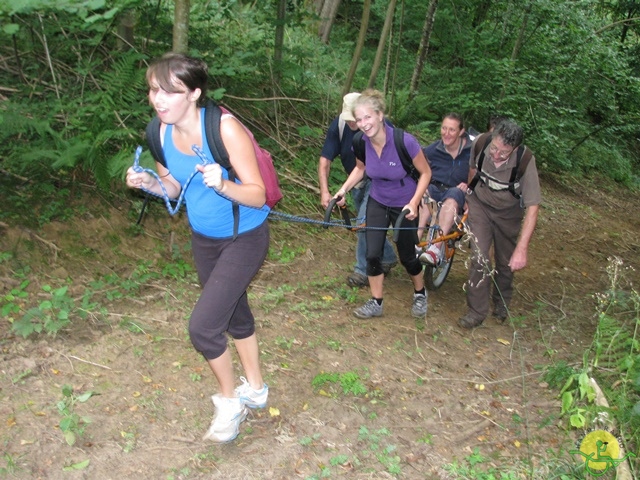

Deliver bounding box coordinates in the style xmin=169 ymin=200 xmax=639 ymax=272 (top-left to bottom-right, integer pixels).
xmin=365 ymin=124 xmax=422 ymax=208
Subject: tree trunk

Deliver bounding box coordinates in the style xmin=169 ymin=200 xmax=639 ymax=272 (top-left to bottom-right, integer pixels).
xmin=367 ymin=0 xmax=397 ymax=89
xmin=342 ymin=0 xmax=371 ymax=97
xmin=173 ymin=0 xmax=189 ymax=53
xmin=409 ymin=0 xmax=438 ymax=101
xmin=386 ymin=0 xmax=406 ymax=114
xmin=510 ymin=1 xmax=532 ymax=61
xmin=499 ymin=1 xmax=532 ymax=103
xmin=318 ymin=0 xmax=342 ymax=43
xmin=117 ymin=10 xmax=136 ymax=51
xmin=472 ymin=0 xmax=491 ymax=29
xmin=274 ymin=0 xmax=286 ymax=77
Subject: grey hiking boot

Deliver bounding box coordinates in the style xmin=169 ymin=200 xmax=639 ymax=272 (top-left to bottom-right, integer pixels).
xmin=381 ymin=261 xmax=397 ymax=276
xmin=354 ymin=298 xmax=383 ymax=319
xmin=347 ymin=272 xmax=369 ymax=287
xmin=411 ymin=293 xmax=428 ymax=317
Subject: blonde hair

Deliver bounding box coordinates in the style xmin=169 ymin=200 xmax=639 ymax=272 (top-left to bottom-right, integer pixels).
xmin=353 ymin=88 xmax=386 ymax=116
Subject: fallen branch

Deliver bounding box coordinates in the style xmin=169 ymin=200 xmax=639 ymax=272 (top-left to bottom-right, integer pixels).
xmin=20 ymin=228 xmax=61 ymax=263
xmin=588 ymin=377 xmax=634 ymax=480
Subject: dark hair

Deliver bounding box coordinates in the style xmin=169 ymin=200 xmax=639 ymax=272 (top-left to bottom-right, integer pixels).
xmin=443 ymin=112 xmax=464 ymax=130
xmin=493 ymin=119 xmax=524 ymax=147
xmin=488 ymin=114 xmax=508 ymax=131
xmin=146 ymin=53 xmax=209 ymax=107
xmin=354 ymin=88 xmax=386 ymax=116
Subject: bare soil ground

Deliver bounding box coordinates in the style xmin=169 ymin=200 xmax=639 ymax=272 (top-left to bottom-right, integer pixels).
xmin=1 ymin=173 xmax=639 ymax=479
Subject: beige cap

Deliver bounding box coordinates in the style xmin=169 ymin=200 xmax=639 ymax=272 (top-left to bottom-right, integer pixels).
xmin=339 ymin=92 xmax=361 ymax=122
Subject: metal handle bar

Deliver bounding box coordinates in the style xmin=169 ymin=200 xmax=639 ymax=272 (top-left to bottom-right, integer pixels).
xmin=323 ymin=196 xmax=352 ymax=229
xmin=392 ymin=208 xmax=412 ymax=243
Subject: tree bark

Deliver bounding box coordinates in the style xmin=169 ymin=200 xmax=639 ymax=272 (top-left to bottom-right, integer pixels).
xmin=117 ymin=10 xmax=136 ymax=51
xmin=472 ymin=0 xmax=491 ymax=29
xmin=318 ymin=0 xmax=342 ymax=43
xmin=510 ymin=1 xmax=532 ymax=61
xmin=385 ymin=0 xmax=406 ymax=114
xmin=409 ymin=0 xmax=438 ymax=101
xmin=274 ymin=0 xmax=286 ymax=77
xmin=173 ymin=0 xmax=189 ymax=53
xmin=342 ymin=0 xmax=371 ymax=97
xmin=367 ymin=0 xmax=397 ymax=89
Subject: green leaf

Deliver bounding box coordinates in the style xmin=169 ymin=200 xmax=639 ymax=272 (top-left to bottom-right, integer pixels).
xmin=64 ymin=430 xmax=76 ymax=446
xmin=561 ymin=391 xmax=573 ymax=414
xmin=77 ymin=391 xmax=95 ymax=402
xmin=3 ymin=23 xmax=19 ymax=35
xmin=63 ymin=459 xmax=90 ymax=471
xmin=569 ymin=411 xmax=585 ymax=428
xmin=59 ymin=416 xmax=74 ymax=431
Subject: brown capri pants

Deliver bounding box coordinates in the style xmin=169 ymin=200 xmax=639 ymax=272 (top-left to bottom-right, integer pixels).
xmin=188 ymin=222 xmax=269 ymax=360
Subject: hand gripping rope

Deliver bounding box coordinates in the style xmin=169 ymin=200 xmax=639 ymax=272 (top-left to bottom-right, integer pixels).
xmin=131 ymin=145 xmax=213 ymax=216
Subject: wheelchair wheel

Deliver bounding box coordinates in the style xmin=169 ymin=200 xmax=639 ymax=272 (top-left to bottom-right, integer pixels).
xmin=423 ymin=244 xmax=455 ymax=290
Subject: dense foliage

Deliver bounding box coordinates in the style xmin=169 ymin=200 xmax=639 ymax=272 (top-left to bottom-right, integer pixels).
xmin=0 ymin=0 xmax=639 ymax=208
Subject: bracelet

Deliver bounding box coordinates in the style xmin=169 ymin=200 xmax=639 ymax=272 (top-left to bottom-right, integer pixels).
xmin=159 ymin=172 xmax=171 ymax=178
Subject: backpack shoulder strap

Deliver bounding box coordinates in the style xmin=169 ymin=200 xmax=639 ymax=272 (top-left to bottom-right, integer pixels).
xmin=392 ymin=128 xmax=419 ymax=181
xmin=507 ymin=146 xmax=533 ymax=198
xmin=145 ymin=116 xmax=166 ymax=167
xmin=468 ymin=132 xmax=493 ymax=192
xmin=352 ymin=130 xmax=365 ymax=162
xmin=203 ymin=100 xmax=232 ymax=171
xmin=203 ymin=99 xmax=240 ymax=239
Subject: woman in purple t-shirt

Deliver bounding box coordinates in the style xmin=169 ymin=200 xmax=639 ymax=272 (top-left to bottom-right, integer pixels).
xmin=332 ymin=89 xmax=432 ymax=319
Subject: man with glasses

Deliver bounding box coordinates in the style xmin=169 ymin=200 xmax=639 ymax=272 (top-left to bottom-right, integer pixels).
xmin=459 ymin=119 xmax=541 ymax=329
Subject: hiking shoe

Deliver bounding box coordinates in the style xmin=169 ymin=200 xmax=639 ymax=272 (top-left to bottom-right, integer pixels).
xmin=354 ymin=298 xmax=383 ymax=319
xmin=235 ymin=376 xmax=268 ymax=409
xmin=202 ymin=394 xmax=248 ymax=443
xmin=347 ymin=272 xmax=369 ymax=287
xmin=411 ymin=293 xmax=428 ymax=317
xmin=493 ymin=304 xmax=508 ymax=322
xmin=382 ymin=261 xmax=397 ymax=276
xmin=458 ymin=313 xmax=485 ymax=329
xmin=419 ymin=245 xmax=443 ymax=266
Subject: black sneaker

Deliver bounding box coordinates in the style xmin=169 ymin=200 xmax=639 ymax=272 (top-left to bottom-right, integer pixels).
xmin=493 ymin=304 xmax=508 ymax=322
xmin=458 ymin=313 xmax=485 ymax=329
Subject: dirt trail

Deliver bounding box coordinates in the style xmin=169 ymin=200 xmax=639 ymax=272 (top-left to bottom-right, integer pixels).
xmin=1 ymin=173 xmax=638 ymax=479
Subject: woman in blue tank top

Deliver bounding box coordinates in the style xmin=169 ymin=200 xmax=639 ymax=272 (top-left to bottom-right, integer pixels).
xmin=126 ymin=53 xmax=269 ymax=443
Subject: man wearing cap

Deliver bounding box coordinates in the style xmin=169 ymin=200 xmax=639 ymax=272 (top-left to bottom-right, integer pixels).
xmin=318 ymin=93 xmax=397 ymax=287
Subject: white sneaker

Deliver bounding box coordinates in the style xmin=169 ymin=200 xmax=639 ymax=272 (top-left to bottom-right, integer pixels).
xmin=235 ymin=377 xmax=269 ymax=408
xmin=202 ymin=394 xmax=248 ymax=443
xmin=420 ymin=245 xmax=443 ymax=266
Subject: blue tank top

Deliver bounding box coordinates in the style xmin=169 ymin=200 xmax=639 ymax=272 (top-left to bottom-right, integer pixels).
xmin=163 ymin=110 xmax=269 ymax=239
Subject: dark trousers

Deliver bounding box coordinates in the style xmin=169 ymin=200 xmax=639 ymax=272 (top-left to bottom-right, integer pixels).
xmin=466 ymin=194 xmax=523 ymax=319
xmin=365 ymin=197 xmax=422 ymax=277
xmin=189 ymin=222 xmax=269 ymax=360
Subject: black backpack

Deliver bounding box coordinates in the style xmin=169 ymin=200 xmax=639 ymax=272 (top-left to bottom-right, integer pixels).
xmin=467 ymin=132 xmax=532 ymax=199
xmin=352 ymin=128 xmax=419 ymax=183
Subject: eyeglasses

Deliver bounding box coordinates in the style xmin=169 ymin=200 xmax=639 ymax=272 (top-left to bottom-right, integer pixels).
xmin=488 ymin=141 xmax=515 ymax=160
